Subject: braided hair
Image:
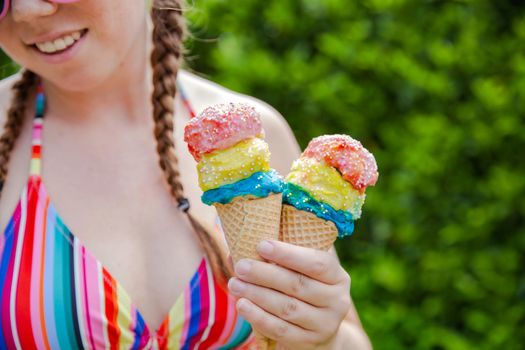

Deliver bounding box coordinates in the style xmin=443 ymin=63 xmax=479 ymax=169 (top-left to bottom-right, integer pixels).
xmin=0 ymin=69 xmax=37 ymax=194
xmin=0 ymin=0 xmax=231 ymax=281
xmin=149 ymin=0 xmax=231 ymax=281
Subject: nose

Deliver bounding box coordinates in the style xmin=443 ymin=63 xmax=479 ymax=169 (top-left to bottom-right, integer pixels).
xmin=11 ymin=0 xmax=58 ymax=22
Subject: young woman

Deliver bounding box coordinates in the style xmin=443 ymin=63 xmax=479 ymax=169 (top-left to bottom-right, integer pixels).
xmin=0 ymin=0 xmax=372 ymax=349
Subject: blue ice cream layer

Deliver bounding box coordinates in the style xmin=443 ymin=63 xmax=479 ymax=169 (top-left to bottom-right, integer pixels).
xmin=283 ymin=182 xmax=355 ymax=237
xmin=202 ymin=170 xmax=284 ymax=205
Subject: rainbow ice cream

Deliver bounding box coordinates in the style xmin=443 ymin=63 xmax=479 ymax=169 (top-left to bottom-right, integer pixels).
xmin=184 ymin=103 xmax=283 ymax=206
xmin=281 ymin=135 xmax=378 ymax=250
xmin=184 ymin=103 xmax=283 ymax=350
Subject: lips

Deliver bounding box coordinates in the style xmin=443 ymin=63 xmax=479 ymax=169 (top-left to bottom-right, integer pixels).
xmin=33 ymin=29 xmax=87 ymax=54
xmin=30 ymin=29 xmax=88 ymax=55
xmin=29 ymin=28 xmax=88 ymax=64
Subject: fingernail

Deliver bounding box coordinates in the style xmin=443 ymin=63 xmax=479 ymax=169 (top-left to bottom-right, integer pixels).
xmin=235 ymin=260 xmax=251 ymax=276
xmin=237 ymin=298 xmax=250 ymax=313
xmin=257 ymin=240 xmax=274 ymax=255
xmin=228 ymin=278 xmax=245 ymax=295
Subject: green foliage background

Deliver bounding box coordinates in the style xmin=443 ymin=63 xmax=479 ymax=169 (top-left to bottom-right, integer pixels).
xmin=2 ymin=0 xmax=524 ymax=348
xmin=183 ymin=1 xmax=525 ymax=348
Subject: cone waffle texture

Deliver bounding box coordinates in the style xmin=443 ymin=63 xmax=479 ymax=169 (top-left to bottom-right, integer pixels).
xmin=280 ymin=204 xmax=338 ymax=252
xmin=215 ymin=193 xmax=282 ymax=350
xmin=253 ymin=331 xmax=277 ymax=350
xmin=215 ymin=193 xmax=283 ymax=263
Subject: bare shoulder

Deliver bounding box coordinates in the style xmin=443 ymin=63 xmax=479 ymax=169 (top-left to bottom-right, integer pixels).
xmin=179 ymin=69 xmax=302 ymax=174
xmin=0 ymin=71 xmax=22 ymax=125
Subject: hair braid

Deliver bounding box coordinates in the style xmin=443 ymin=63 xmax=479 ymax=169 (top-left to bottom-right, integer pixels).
xmin=0 ymin=69 xmax=38 ymax=197
xmin=150 ymin=0 xmax=231 ymax=281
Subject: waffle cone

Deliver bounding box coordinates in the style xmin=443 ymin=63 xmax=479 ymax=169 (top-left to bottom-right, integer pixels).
xmin=215 ymin=193 xmax=282 ymax=350
xmin=215 ymin=193 xmax=282 ymax=263
xmin=280 ymin=204 xmax=338 ymax=252
xmin=252 ymin=331 xmax=277 ymax=350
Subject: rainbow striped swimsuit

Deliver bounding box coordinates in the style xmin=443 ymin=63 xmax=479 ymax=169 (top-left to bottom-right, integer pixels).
xmin=0 ymin=83 xmax=256 ymax=349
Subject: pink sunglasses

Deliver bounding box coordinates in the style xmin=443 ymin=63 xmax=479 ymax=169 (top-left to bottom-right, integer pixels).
xmin=0 ymin=0 xmax=80 ymax=20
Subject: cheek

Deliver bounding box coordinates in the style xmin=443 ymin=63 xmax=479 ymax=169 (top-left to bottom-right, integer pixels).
xmin=95 ymin=0 xmax=145 ymax=44
xmin=55 ymin=3 xmax=145 ymax=90
xmin=87 ymin=1 xmax=145 ymax=62
xmin=0 ymin=26 xmax=32 ymax=68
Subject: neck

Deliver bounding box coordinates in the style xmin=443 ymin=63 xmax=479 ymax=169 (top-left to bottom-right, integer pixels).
xmin=40 ymin=16 xmax=158 ymax=127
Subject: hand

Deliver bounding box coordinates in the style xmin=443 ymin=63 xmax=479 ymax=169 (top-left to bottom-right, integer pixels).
xmin=228 ymin=240 xmax=352 ymax=350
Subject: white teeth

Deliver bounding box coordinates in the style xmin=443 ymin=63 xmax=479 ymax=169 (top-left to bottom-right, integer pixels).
xmin=63 ymin=36 xmax=75 ymax=46
xmin=42 ymin=42 xmax=55 ymax=53
xmin=53 ymin=38 xmax=67 ymax=51
xmin=35 ymin=30 xmax=84 ymax=54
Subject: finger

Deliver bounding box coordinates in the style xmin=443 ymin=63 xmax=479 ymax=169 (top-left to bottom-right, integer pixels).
xmin=233 ymin=259 xmax=336 ymax=307
xmin=256 ymin=240 xmax=345 ymax=284
xmin=228 ymin=277 xmax=332 ymax=331
xmin=227 ymin=254 xmax=234 ymax=270
xmin=236 ymin=298 xmax=319 ymax=348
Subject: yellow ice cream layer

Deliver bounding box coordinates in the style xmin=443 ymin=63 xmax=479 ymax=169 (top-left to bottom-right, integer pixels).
xmin=198 ymin=137 xmax=271 ymax=191
xmin=286 ymin=157 xmax=365 ymax=218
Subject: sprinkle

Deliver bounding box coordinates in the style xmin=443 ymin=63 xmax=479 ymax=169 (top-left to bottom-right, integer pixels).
xmin=302 ymin=134 xmax=379 ymax=191
xmin=184 ymin=103 xmax=264 ymax=161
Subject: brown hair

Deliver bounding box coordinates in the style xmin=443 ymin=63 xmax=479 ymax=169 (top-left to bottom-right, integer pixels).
xmin=0 ymin=0 xmax=231 ymax=282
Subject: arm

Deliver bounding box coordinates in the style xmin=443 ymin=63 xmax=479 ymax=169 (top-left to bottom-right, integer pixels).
xmin=249 ymin=97 xmax=302 ymax=174
xmin=180 ymin=69 xmax=372 ymax=348
xmin=234 ymin=104 xmax=372 ymax=349
xmin=327 ymin=248 xmax=372 ymax=350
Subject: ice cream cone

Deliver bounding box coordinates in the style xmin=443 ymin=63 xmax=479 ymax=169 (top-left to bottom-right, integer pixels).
xmin=216 ymin=194 xmax=282 ymax=350
xmin=184 ymin=103 xmax=288 ymax=349
xmin=280 ymin=204 xmax=338 ymax=252
xmin=280 ymin=134 xmax=379 ymax=254
xmin=274 ymin=135 xmax=378 ymax=350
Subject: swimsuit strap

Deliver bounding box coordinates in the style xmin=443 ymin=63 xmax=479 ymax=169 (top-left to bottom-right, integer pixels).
xmin=29 ymin=83 xmax=45 ymax=177
xmin=28 ymin=78 xmax=196 ymax=179
xmin=176 ymin=80 xmax=197 ymax=119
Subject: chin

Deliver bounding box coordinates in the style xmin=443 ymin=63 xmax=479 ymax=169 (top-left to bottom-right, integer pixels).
xmin=40 ymin=55 xmax=122 ymax=92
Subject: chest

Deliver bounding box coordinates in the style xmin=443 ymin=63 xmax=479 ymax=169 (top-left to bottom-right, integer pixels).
xmin=0 ymin=109 xmax=218 ymax=332
xmin=0 ymin=184 xmax=253 ymax=349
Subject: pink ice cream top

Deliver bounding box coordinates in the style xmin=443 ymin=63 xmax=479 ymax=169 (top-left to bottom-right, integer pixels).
xmin=184 ymin=103 xmax=264 ymax=161
xmin=302 ymin=134 xmax=378 ymax=192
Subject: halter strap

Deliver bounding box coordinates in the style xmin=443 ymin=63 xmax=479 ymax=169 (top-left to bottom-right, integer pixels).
xmin=29 ymin=78 xmax=198 ymax=179
xmin=177 ymin=81 xmax=197 ymax=119
xmin=29 ymin=84 xmax=45 ymax=177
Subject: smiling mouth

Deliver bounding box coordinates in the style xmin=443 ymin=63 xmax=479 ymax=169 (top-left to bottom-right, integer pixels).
xmin=31 ymin=29 xmax=88 ymax=55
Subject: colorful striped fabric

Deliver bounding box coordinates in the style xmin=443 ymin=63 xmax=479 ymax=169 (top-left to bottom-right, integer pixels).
xmin=0 ymin=83 xmax=256 ymax=349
